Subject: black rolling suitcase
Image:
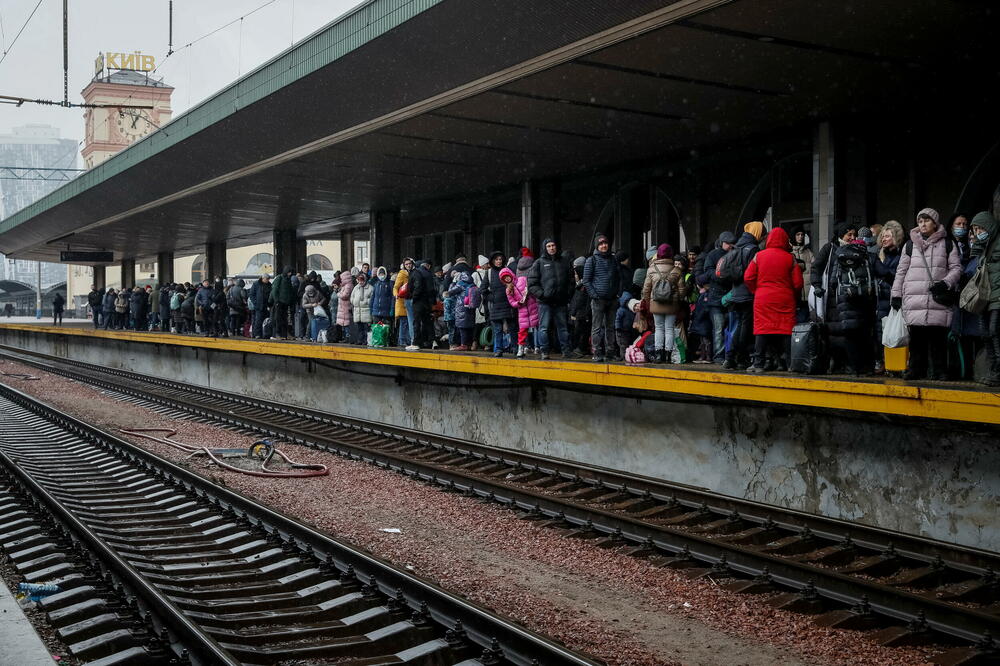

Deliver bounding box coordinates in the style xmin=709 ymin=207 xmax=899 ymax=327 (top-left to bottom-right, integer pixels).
xmin=789 ymin=321 xmax=827 ymax=374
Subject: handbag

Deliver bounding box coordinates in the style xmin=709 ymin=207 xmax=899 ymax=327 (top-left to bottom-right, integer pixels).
xmin=881 ymin=308 xmax=909 ymax=348
xmin=960 ymin=262 xmax=991 ymax=314
xmin=915 ymin=243 xmax=957 ymax=306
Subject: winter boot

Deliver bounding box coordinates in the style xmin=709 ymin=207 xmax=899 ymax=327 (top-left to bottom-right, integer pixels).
xmin=516 ymin=344 xmax=525 ymax=359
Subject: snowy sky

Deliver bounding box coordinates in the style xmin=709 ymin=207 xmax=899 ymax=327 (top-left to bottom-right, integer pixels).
xmin=0 ymin=0 xmax=361 ymax=167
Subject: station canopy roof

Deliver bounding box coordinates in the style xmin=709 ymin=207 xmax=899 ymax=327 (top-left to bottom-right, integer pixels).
xmin=0 ymin=0 xmax=993 ymax=263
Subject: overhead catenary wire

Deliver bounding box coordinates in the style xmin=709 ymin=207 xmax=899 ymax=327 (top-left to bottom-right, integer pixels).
xmin=0 ymin=0 xmax=43 ymax=68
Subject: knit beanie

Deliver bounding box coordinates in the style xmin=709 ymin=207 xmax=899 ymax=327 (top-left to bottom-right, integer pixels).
xmin=615 ymin=250 xmax=630 ymax=263
xmin=631 ymin=268 xmax=647 ymax=287
xmin=520 ymin=246 xmax=534 ymax=258
xmin=516 ymin=255 xmax=534 ymax=276
xmin=657 ymin=243 xmax=674 ymax=259
xmin=744 ymin=221 xmax=765 ymax=241
xmin=645 ymin=245 xmax=657 ymax=262
xmin=917 ymin=207 xmax=940 ymax=224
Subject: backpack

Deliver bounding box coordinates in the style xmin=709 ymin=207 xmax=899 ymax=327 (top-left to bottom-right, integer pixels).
xmin=716 ymin=246 xmax=752 ymax=283
xmin=834 ymin=244 xmax=874 ymax=301
xmin=650 ymin=264 xmax=675 ymax=304
xmin=371 ymin=321 xmax=390 ymax=347
xmin=463 ymin=285 xmax=481 ymax=309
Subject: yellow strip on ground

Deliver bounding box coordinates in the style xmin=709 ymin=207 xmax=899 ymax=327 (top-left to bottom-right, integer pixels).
xmin=2 ymin=323 xmax=998 ymax=426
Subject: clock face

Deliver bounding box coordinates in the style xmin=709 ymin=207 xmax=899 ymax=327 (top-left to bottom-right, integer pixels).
xmin=117 ymin=111 xmax=152 ymax=140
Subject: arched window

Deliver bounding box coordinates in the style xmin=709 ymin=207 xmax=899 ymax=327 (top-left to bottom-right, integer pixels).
xmin=244 ymin=253 xmax=274 ymax=275
xmin=190 ymin=255 xmax=205 ymax=284
xmin=307 ymin=254 xmax=333 ymax=271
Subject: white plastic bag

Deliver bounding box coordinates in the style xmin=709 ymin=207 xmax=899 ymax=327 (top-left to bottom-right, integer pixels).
xmin=881 ymin=309 xmax=909 ymax=348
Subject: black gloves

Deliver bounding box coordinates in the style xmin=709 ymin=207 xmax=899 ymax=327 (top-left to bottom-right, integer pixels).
xmin=813 ymin=287 xmax=825 ymax=298
xmin=891 ymin=297 xmax=902 ymax=311
xmin=930 ymin=281 xmax=949 ymax=296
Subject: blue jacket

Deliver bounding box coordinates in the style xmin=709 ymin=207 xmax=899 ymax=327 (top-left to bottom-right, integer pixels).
xmin=615 ymin=290 xmax=635 ymax=331
xmin=726 ymin=232 xmax=761 ymax=305
xmin=247 ymin=279 xmax=271 ymax=313
xmin=583 ymin=250 xmax=620 ymax=300
xmin=196 ymin=286 xmax=213 ymax=310
xmin=448 ymin=279 xmax=478 ymax=329
xmin=369 ymin=277 xmax=394 ymax=320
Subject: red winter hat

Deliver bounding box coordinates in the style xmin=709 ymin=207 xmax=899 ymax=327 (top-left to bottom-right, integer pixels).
xmin=520 ymin=246 xmax=534 ymax=258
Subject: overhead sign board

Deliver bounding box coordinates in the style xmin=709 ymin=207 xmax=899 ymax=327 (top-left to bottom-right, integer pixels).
xmin=60 ymin=251 xmax=114 ymax=263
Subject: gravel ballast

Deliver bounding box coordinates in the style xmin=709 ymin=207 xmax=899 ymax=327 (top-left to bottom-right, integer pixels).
xmin=0 ymin=358 xmax=942 ymax=666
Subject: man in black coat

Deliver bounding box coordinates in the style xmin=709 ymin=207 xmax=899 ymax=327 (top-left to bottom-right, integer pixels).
xmin=527 ymin=238 xmax=578 ymax=360
xmin=87 ymin=284 xmax=104 ymax=328
xmin=52 ymin=292 xmax=65 ymax=326
xmin=697 ymin=231 xmax=736 ymax=363
xmin=248 ymin=274 xmax=272 ymax=339
xmin=409 ymin=259 xmax=437 ymax=349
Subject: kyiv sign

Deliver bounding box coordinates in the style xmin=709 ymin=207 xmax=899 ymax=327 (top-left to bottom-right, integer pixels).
xmin=95 ymin=52 xmax=156 ymax=75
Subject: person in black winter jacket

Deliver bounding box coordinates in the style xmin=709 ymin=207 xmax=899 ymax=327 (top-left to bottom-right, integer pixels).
xmin=129 ymin=287 xmax=147 ymax=330
xmin=480 ymin=251 xmax=517 ymax=356
xmin=811 ymin=222 xmax=875 ymax=374
xmin=87 ymin=285 xmax=104 ymax=328
xmin=697 ymin=231 xmax=736 ymax=363
xmin=568 ymin=261 xmax=590 ymax=355
xmin=248 ymin=275 xmax=272 ymax=339
xmin=409 ymin=259 xmax=437 ymax=349
xmin=723 ymin=223 xmax=764 ymax=369
xmin=583 ymin=235 xmax=621 ymax=361
xmin=159 ymin=285 xmax=172 ymax=331
xmin=527 ymin=239 xmax=577 ymax=359
xmin=208 ymin=280 xmax=228 ymax=337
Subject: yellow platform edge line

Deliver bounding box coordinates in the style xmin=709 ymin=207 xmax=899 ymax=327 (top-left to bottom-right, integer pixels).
xmin=1 ymin=323 xmax=998 ymax=425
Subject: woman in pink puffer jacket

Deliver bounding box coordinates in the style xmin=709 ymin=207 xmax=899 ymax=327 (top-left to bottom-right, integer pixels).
xmin=336 ymin=270 xmax=354 ymax=333
xmin=504 ymin=257 xmax=540 ymax=358
xmin=890 ymin=208 xmax=961 ymax=380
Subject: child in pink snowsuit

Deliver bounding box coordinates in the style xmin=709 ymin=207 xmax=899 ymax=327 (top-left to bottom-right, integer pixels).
xmin=505 ymin=256 xmax=540 ymax=358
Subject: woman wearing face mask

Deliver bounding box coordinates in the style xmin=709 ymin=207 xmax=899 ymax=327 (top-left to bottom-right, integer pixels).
xmin=949 ymin=213 xmax=980 ymax=378
xmin=970 ymin=212 xmax=1000 ymax=386
xmin=890 ymin=208 xmax=962 ymax=380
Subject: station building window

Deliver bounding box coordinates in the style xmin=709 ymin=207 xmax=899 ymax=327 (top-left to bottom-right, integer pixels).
xmin=191 ymin=255 xmax=205 ymax=284
xmin=243 ymin=253 xmax=274 ymax=276
xmin=307 ymin=254 xmax=333 ymax=271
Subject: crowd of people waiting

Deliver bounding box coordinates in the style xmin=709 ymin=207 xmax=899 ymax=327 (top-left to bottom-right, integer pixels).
xmin=81 ymin=206 xmax=1000 ymax=386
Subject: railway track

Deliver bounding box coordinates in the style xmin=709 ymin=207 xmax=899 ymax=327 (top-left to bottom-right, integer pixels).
xmin=0 ymin=381 xmax=596 ymax=666
xmin=2 ymin=346 xmax=999 ymax=664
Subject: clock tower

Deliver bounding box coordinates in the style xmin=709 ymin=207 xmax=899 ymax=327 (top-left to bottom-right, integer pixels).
xmin=81 ymin=65 xmax=173 ymax=169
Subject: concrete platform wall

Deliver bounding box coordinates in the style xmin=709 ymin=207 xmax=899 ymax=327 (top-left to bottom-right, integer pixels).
xmin=3 ymin=328 xmax=997 ymax=551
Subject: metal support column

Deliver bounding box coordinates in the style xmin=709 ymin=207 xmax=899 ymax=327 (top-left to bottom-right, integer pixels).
xmin=204 ymin=242 xmax=226 ymax=283
xmin=156 ymin=252 xmax=174 ymax=285
xmin=371 ymin=209 xmax=400 ymax=268
xmin=521 ymin=181 xmax=537 ymax=251
xmin=92 ymin=265 xmax=106 ymax=291
xmin=813 ymin=121 xmax=835 ymax=244
xmin=273 ymin=229 xmax=306 ymax=275
xmin=340 ymin=229 xmax=354 ymax=269
xmin=120 ymin=259 xmax=136 ymax=290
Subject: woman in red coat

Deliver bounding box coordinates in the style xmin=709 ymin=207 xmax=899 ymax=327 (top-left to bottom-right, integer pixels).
xmin=743 ymin=227 xmax=803 ymax=372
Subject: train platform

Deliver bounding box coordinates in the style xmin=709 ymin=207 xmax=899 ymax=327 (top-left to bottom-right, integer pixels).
xmin=0 ymin=321 xmax=996 ymax=427
xmin=0 ymin=577 xmax=58 ymax=666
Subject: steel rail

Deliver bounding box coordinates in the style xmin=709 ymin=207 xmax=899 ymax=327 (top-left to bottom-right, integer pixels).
xmin=0 ymin=381 xmax=598 ymax=666
xmin=0 ymin=438 xmax=239 ymax=666
xmin=1 ymin=347 xmax=998 ymax=648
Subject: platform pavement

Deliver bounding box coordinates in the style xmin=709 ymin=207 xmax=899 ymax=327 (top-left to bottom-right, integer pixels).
xmin=0 ymin=577 xmax=58 ymax=665
xmin=2 ymin=322 xmax=999 ymax=427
